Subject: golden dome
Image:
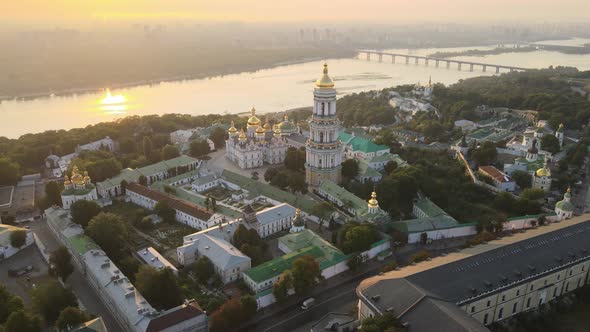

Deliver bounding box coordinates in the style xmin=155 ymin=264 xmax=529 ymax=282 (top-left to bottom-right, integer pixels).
xmin=368 ymin=191 xmax=379 ymax=208
xmin=274 ymin=128 xmax=282 ymax=137
xmin=315 ymin=63 xmax=335 ymax=88
xmin=64 ymin=175 xmax=71 ymax=186
xmin=256 ymin=124 xmax=265 ymax=134
xmin=228 ymin=121 xmax=237 ymax=134
xmin=247 ymin=107 xmax=261 ymax=127
xmin=263 ymin=117 xmax=271 ymax=130
xmin=238 ymin=129 xmax=247 ymax=141
xmin=535 ymin=167 xmax=551 ymax=178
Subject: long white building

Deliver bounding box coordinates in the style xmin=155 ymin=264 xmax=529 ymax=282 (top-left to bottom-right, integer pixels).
xmin=126 ymin=183 xmax=223 ymax=230
xmin=240 ymin=203 xmax=297 ymax=238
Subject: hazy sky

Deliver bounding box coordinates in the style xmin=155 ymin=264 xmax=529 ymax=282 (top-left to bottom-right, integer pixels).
xmin=3 ymin=0 xmax=589 ymax=24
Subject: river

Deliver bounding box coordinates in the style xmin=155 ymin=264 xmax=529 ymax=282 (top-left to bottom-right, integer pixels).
xmin=1 ymin=38 xmax=590 ymax=139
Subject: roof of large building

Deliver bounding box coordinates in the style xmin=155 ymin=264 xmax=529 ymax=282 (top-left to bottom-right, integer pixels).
xmin=413 ymin=196 xmax=447 ymax=218
xmin=71 ymin=317 xmax=108 ymax=332
xmin=127 ymin=183 xmax=214 ymax=221
xmin=184 ymin=233 xmax=250 ymax=271
xmin=245 ymin=230 xmax=349 ymax=284
xmin=358 ymin=215 xmax=590 ymax=331
xmin=358 ymin=160 xmax=382 ymax=178
xmin=97 ymin=156 xmax=198 ymax=191
xmin=318 ymin=180 xmax=367 ymax=215
xmin=478 ymin=166 xmax=512 ymax=183
xmin=254 ymin=203 xmax=296 ymax=225
xmin=339 ymin=131 xmax=389 ymax=154
xmin=392 ymin=216 xmax=472 ymax=234
xmin=137 ymin=247 xmax=178 ymax=273
xmin=145 ymin=300 xmax=205 ymax=332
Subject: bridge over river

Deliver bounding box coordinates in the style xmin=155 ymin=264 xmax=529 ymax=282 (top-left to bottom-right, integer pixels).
xmin=357 ymin=50 xmax=529 ymax=73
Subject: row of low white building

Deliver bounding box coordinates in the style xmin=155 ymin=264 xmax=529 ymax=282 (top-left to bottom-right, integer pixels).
xmin=45 ymin=207 xmax=208 ymax=332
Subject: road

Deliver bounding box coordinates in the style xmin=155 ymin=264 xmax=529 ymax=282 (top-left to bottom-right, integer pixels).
xmin=30 ymin=218 xmax=124 ymax=332
xmin=240 ymin=238 xmax=468 ymax=332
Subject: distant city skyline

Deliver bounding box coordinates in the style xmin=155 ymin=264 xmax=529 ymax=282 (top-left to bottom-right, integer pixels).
xmin=3 ymin=0 xmax=590 ymax=24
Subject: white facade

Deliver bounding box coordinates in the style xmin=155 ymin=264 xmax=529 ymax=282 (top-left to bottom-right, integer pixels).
xmin=126 ymin=183 xmax=224 ymax=231
xmin=60 ymin=167 xmax=98 ymax=209
xmin=243 ymin=203 xmax=297 ymax=238
xmin=225 ymin=112 xmax=288 ymax=169
xmin=177 ymin=233 xmax=251 ymax=284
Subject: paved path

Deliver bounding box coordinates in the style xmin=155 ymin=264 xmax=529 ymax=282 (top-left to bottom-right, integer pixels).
xmin=30 ymin=219 xmax=123 ymax=332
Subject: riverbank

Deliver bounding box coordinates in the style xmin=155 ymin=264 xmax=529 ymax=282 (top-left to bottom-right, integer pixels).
xmin=0 ymin=46 xmax=355 ymax=101
xmin=429 ymin=44 xmax=590 ymax=59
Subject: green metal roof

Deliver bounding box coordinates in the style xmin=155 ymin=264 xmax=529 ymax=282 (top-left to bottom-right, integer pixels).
xmin=319 ymin=180 xmax=367 ymax=215
xmin=393 ymin=215 xmax=466 ymax=233
xmin=67 ymin=234 xmax=99 ymax=255
xmin=556 ymin=200 xmax=574 ymax=212
xmin=338 ymin=131 xmax=389 ymax=154
xmin=414 ymin=197 xmax=447 ymax=218
xmin=221 ymin=170 xmax=316 ymax=213
xmin=358 ymin=161 xmax=382 ymax=178
xmin=244 ymin=246 xmax=324 ymax=283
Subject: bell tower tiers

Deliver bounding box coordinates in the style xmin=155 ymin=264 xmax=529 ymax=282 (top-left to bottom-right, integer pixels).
xmin=305 ymin=63 xmax=343 ymax=187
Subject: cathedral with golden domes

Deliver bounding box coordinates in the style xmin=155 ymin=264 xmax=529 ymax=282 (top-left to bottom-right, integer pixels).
xmin=225 ymin=108 xmax=288 ymax=169
xmin=61 ymin=166 xmax=98 ymax=209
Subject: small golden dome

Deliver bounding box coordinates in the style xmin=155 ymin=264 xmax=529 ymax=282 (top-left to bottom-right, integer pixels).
xmin=368 ymin=191 xmax=379 ymax=208
xmin=256 ymin=125 xmax=265 ymax=134
xmin=274 ymin=128 xmax=282 ymax=137
xmin=238 ymin=129 xmax=247 ymax=141
xmin=247 ymin=107 xmax=261 ymax=127
xmin=228 ymin=121 xmax=237 ymax=133
xmin=263 ymin=117 xmax=271 ymax=130
xmin=315 ymin=63 xmax=335 ymax=88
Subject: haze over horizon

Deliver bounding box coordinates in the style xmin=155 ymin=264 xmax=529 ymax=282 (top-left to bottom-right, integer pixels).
xmin=3 ymin=0 xmax=590 ymax=25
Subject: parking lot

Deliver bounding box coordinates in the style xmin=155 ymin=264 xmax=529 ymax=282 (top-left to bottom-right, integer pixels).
xmin=0 ymin=244 xmax=50 ymax=306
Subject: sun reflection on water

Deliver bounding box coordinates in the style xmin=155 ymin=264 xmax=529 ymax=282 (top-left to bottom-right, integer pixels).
xmin=99 ymin=88 xmax=128 ymax=114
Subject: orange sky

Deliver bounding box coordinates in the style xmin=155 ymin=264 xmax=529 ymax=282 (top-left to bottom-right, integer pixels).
xmin=3 ymin=0 xmax=589 ymax=24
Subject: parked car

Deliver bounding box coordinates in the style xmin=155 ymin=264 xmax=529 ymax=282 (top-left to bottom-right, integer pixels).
xmin=301 ymin=298 xmax=315 ymax=310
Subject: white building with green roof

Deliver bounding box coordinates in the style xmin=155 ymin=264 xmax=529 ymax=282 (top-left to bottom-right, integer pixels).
xmin=339 ymin=131 xmax=390 ymax=161
xmin=392 ymin=196 xmax=477 ymax=244
xmin=318 ymin=180 xmax=367 ymax=217
xmin=97 ymin=155 xmax=199 ymax=198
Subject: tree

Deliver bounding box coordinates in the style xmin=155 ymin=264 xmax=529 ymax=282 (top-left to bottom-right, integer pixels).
xmin=189 ymin=139 xmax=210 ymax=157
xmin=284 ymin=147 xmax=305 ymax=171
xmin=142 ymin=136 xmax=153 ymax=158
xmin=30 ymin=281 xmax=77 ymax=323
xmin=359 ymin=313 xmax=405 ymax=332
xmin=291 ymin=255 xmax=323 ymax=295
xmin=138 ymin=175 xmax=148 ymax=186
xmin=339 ymin=223 xmax=379 ymax=254
xmin=341 ymin=159 xmax=359 ymax=179
xmin=347 ymin=254 xmax=364 ymax=271
xmin=154 ymin=201 xmax=176 ymax=223
xmin=472 ymin=141 xmax=498 ymax=166
xmin=240 ymin=295 xmax=257 ymax=319
xmin=264 ymin=167 xmax=279 ymax=182
xmin=55 ymin=307 xmax=90 ymax=331
xmin=135 ymin=266 xmax=183 ymax=310
xmin=49 ymin=246 xmax=74 ymax=282
xmin=70 ymin=200 xmax=101 ymax=228
xmin=10 ymin=230 xmax=27 ymax=249
xmin=272 ymin=272 xmax=292 ymax=303
xmin=211 ymin=197 xmax=217 ymax=211
xmin=312 ymin=202 xmax=335 ymax=230
xmin=161 ymin=145 xmax=180 ymax=160
xmin=541 ymin=134 xmax=561 ymax=154
xmin=45 ymin=181 xmax=62 ymax=207
xmin=512 ymin=170 xmax=532 ymax=189
xmin=3 ymin=311 xmax=41 ymax=332
xmin=384 ymin=160 xmax=398 ymax=175
xmin=209 ymin=298 xmax=242 ymax=332
xmin=209 ymin=126 xmax=228 ymax=149
xmin=0 ymin=158 xmax=19 ymax=186
xmin=120 ymin=179 xmax=128 ymax=195
xmin=86 ymin=213 xmax=128 ymax=260
xmin=521 ymin=188 xmax=545 ymax=201
xmin=0 ymin=284 xmax=24 ymax=324
xmin=192 ymin=256 xmax=214 ymax=284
